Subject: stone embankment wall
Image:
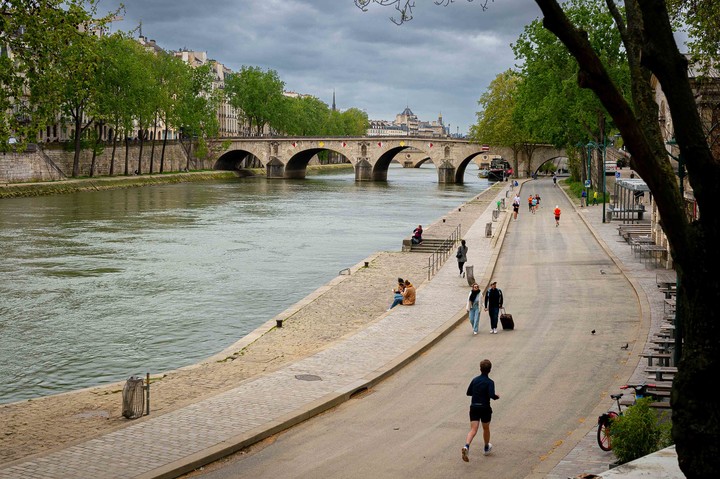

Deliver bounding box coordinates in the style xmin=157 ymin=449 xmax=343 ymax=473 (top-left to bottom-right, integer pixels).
xmin=2 ymin=142 xmax=216 ymax=184
xmin=0 ymin=149 xmax=64 ymax=183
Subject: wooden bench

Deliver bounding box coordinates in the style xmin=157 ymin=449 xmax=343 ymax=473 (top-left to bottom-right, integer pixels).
xmin=642 ymin=352 xmax=673 ymax=367
xmin=630 ymin=236 xmax=654 ymax=256
xmin=658 ymin=287 xmax=676 ymax=299
xmin=664 ymin=298 xmax=676 ymax=314
xmin=656 ymin=270 xmax=676 ymax=289
xmin=618 ymin=224 xmax=651 ymax=238
xmin=646 ymin=366 xmax=678 ymax=381
xmin=608 ymin=204 xmax=646 ymax=221
xmin=640 ymin=244 xmax=667 ymax=268
xmin=619 ymin=397 xmax=671 ymax=409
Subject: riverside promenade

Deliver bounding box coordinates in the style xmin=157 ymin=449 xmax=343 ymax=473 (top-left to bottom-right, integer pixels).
xmin=0 ymin=183 xmax=510 ymax=479
xmin=0 ymin=178 xmax=684 ymax=479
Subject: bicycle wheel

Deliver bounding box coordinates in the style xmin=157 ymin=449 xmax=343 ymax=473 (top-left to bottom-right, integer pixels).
xmin=597 ymin=412 xmax=618 ymax=451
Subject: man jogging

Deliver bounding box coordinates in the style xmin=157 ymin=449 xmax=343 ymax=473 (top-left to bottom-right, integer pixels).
xmin=462 ymin=359 xmax=500 ymax=462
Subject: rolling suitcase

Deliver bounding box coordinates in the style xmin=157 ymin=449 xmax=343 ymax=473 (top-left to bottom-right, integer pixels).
xmin=499 ymin=308 xmax=514 ymax=330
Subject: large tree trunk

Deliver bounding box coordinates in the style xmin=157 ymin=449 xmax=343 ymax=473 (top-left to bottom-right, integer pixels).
xmin=149 ymin=113 xmax=158 ymax=174
xmin=109 ymin=129 xmax=117 ymax=176
xmin=160 ymin=128 xmax=168 ymax=173
xmin=534 ymin=1 xmax=720 ymax=476
xmin=137 ymin=129 xmax=144 ymax=175
xmin=124 ymin=133 xmax=130 ymax=176
xmin=72 ymin=111 xmax=83 ymax=178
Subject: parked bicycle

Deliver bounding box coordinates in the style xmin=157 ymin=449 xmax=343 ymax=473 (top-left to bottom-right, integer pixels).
xmin=596 ymin=383 xmax=660 ymax=451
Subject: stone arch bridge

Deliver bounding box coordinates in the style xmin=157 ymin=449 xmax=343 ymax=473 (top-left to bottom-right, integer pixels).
xmin=207 ymin=137 xmax=566 ymax=183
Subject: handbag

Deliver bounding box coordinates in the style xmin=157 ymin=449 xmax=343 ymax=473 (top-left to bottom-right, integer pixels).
xmin=456 ymin=250 xmax=462 ymax=258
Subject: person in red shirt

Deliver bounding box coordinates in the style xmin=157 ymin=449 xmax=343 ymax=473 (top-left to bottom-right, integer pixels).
xmin=554 ymin=205 xmax=561 ymax=227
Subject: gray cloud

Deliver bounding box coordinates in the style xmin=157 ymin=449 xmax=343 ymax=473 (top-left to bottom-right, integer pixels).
xmin=98 ymin=0 xmax=541 ymax=133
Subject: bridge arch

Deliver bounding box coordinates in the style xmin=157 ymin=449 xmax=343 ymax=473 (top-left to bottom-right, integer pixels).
xmin=372 ymin=145 xmax=436 ymax=180
xmin=215 ymin=149 xmax=263 ymax=172
xmin=453 ymin=152 xmax=485 ymax=184
xmin=531 ymin=155 xmax=567 ymax=176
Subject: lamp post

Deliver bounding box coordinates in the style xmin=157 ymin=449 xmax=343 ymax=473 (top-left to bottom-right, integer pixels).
xmin=666 ymin=138 xmax=684 ymax=364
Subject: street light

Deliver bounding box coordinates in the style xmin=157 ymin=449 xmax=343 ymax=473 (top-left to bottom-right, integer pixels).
xmin=586 ymin=139 xmax=607 ymax=221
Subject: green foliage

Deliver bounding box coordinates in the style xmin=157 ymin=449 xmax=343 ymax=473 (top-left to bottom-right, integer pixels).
xmin=470 ymin=70 xmax=523 ymax=147
xmin=667 ymin=0 xmax=720 ymax=72
xmin=225 ymin=66 xmax=285 ymax=135
xmin=511 ymin=0 xmax=630 ymax=149
xmin=0 ymin=0 xmax=105 ymax=151
xmin=610 ymin=398 xmax=674 ymax=464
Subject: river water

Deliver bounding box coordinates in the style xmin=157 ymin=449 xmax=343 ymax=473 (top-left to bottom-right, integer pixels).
xmin=0 ymin=164 xmax=490 ymax=404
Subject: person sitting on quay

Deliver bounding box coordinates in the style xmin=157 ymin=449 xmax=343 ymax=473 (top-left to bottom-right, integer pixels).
xmin=411 ymin=225 xmax=423 ymax=245
xmin=402 ymin=279 xmax=416 ymax=305
xmin=388 ymin=277 xmax=405 ymax=311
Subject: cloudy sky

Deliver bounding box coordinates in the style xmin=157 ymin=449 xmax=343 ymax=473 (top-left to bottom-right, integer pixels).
xmin=97 ymin=0 xmax=543 ymax=134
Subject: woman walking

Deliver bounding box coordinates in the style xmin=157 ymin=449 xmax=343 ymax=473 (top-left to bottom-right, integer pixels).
xmin=456 ymin=239 xmax=468 ymax=277
xmin=466 ymin=283 xmax=482 ymax=335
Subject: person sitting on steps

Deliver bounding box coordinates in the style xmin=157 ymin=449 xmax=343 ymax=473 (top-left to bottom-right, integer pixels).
xmin=411 ymin=225 xmax=423 ymax=245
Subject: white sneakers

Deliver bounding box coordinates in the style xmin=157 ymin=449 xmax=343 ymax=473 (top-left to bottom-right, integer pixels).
xmin=491 ymin=329 xmax=498 ymax=334
xmin=484 ymin=443 xmax=493 ymax=455
xmin=461 ymin=446 xmax=469 ymax=462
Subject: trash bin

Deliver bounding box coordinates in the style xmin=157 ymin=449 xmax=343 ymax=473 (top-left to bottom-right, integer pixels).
xmin=122 ymin=376 xmax=145 ymax=419
xmin=485 ymin=222 xmax=493 ymax=237
xmin=465 ymin=265 xmax=476 ymax=286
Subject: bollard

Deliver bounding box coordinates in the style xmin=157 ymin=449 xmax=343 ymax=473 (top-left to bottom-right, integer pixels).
xmin=276 ymin=319 xmax=283 ymax=328
xmin=485 ymin=223 xmax=492 ymax=237
xmin=364 ymin=261 xmax=369 ymax=268
xmin=442 ymin=218 xmax=446 ymax=223
xmin=146 ymin=372 xmax=150 ymax=416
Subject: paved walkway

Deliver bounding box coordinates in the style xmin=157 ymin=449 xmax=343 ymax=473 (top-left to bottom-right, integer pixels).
xmin=0 ymin=180 xmax=684 ymax=479
xmin=547 ymin=186 xmax=683 ymax=479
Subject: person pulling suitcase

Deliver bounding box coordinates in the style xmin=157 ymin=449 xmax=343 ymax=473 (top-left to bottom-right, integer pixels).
xmin=484 ymin=280 xmax=504 ymax=334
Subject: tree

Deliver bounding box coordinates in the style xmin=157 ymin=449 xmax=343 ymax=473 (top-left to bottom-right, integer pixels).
xmin=357 ymin=1 xmax=720 ymax=476
xmin=1 ymin=0 xmax=100 ymax=152
xmin=512 ymin=0 xmax=630 ymax=186
xmin=55 ymin=25 xmax=102 ymax=177
xmin=469 ymin=70 xmax=525 ymax=175
xmin=225 ymin=66 xmax=285 ymax=135
xmin=175 ymin=63 xmax=219 ymax=169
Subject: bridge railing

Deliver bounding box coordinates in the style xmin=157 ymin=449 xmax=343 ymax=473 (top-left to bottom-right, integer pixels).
xmin=427 ymin=224 xmax=462 ymax=280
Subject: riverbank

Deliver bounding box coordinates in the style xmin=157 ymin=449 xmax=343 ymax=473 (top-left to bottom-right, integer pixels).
xmin=0 ymin=164 xmax=354 ymax=199
xmin=0 ymin=181 xmax=502 ymax=465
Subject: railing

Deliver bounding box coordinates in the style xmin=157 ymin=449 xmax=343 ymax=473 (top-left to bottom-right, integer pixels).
xmin=427 ymin=224 xmax=462 ymax=280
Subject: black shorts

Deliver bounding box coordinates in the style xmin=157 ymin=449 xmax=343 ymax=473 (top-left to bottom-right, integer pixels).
xmin=469 ymin=405 xmax=492 ymax=423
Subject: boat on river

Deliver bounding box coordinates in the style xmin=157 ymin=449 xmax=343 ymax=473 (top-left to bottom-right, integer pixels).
xmin=487 ymin=158 xmax=513 ymax=181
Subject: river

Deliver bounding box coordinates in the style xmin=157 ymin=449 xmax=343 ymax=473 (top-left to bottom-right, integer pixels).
xmin=0 ymin=164 xmax=490 ymax=404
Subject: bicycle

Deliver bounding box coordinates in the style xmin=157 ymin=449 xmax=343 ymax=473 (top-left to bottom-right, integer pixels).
xmin=596 ymin=383 xmax=659 ymax=451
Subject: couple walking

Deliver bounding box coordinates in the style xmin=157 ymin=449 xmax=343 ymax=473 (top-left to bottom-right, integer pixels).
xmin=466 ymin=280 xmax=503 ymax=334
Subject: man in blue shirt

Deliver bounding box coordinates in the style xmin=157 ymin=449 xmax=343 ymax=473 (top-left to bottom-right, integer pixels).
xmin=462 ymin=359 xmax=500 ymax=462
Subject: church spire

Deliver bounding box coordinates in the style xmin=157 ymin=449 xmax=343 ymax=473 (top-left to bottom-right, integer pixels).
xmin=332 ymin=89 xmax=336 ymax=111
